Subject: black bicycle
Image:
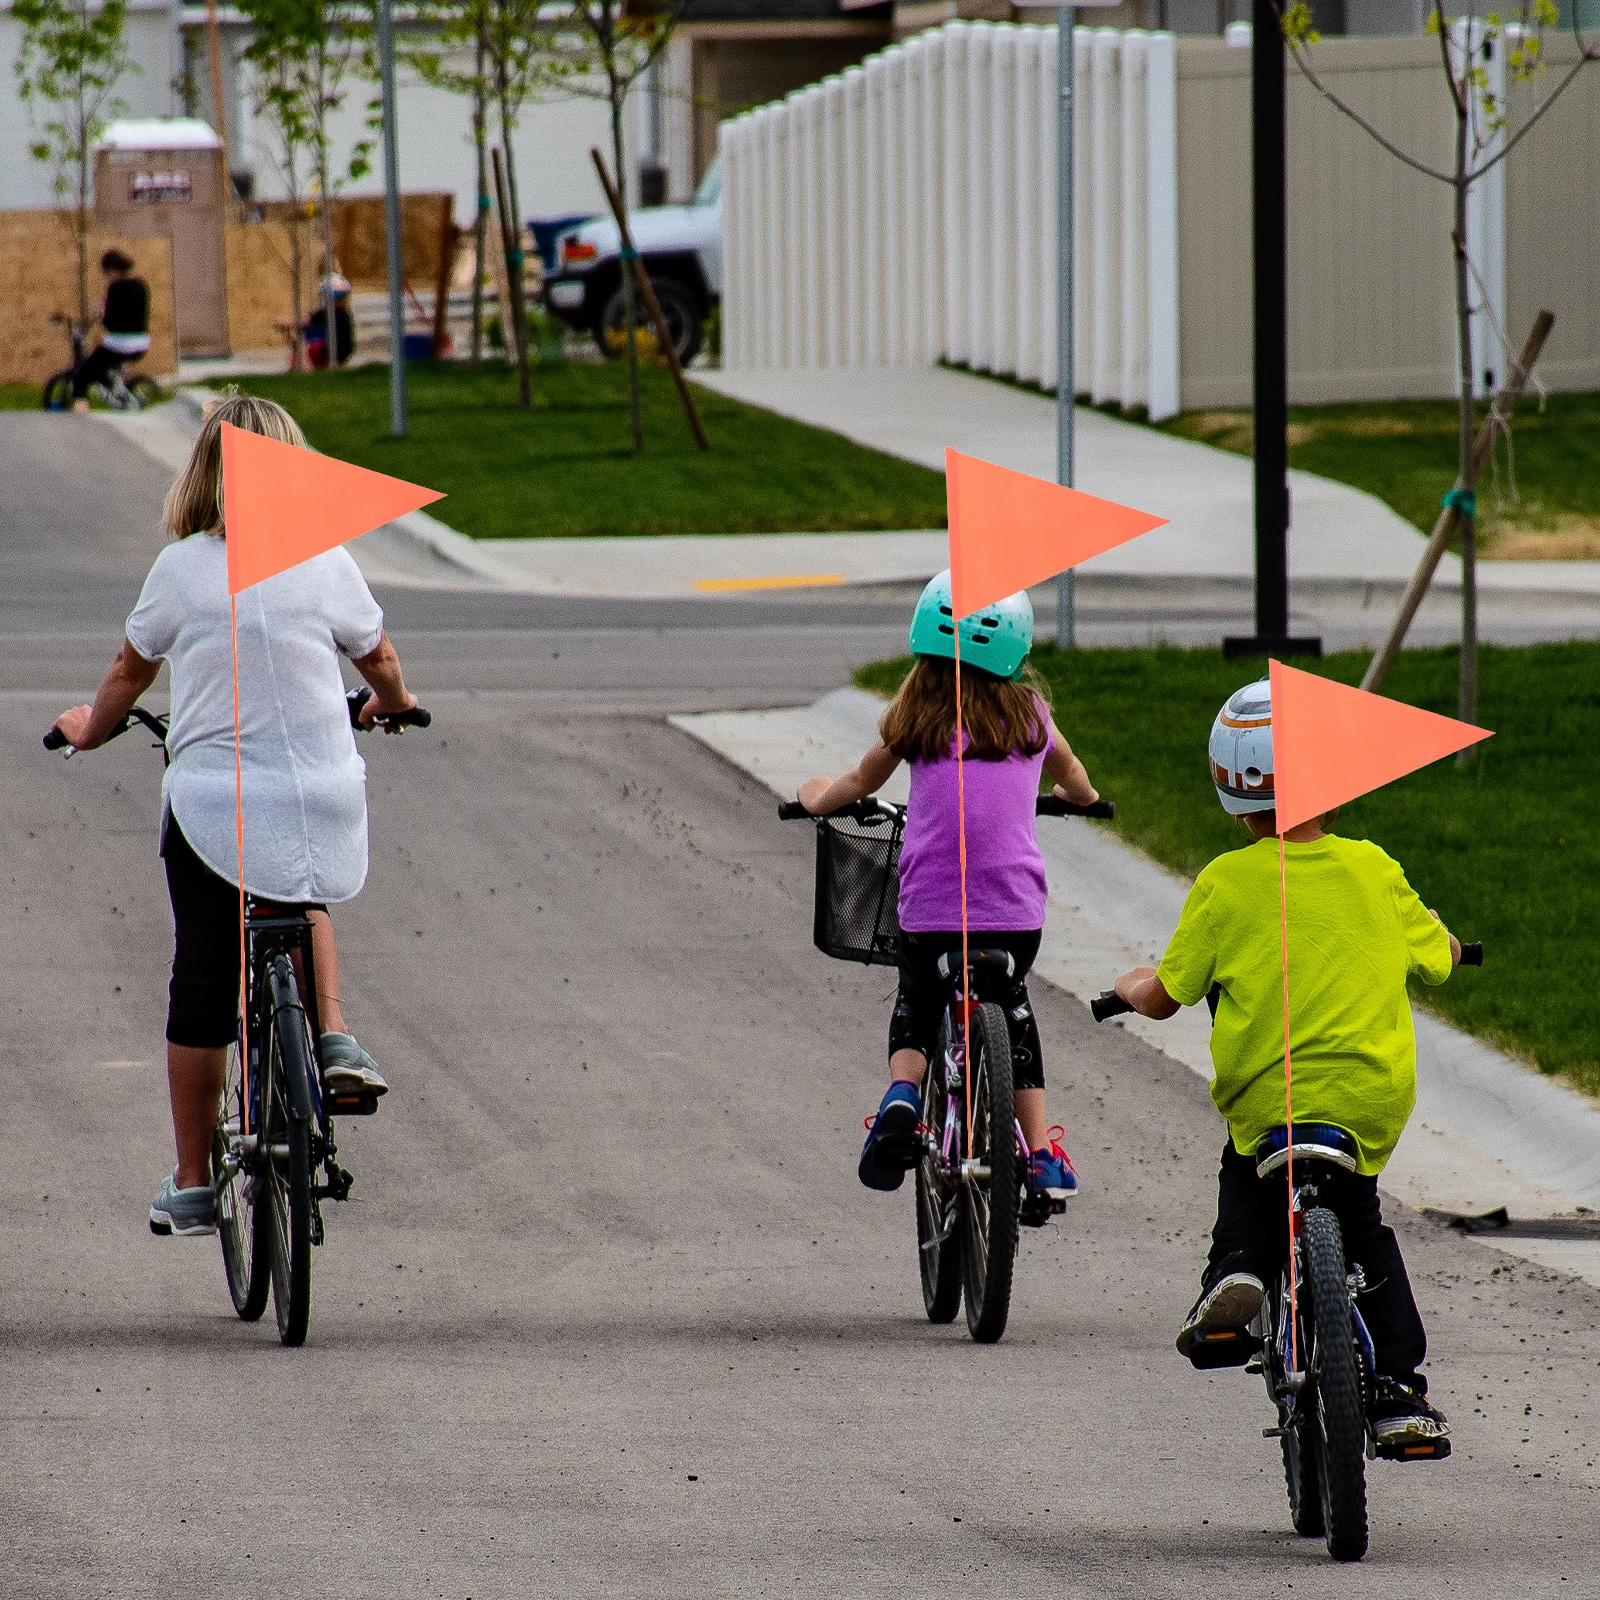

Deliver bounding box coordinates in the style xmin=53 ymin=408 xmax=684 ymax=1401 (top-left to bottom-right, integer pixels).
xmin=46 ymin=687 xmax=429 ymax=1345
xmin=782 ymin=791 xmax=1115 ymax=1343
xmin=1091 ymin=941 xmax=1480 ymax=1560
xmin=41 ymin=314 xmax=161 ymax=412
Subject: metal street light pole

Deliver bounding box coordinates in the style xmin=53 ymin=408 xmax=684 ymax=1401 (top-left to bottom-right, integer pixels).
xmin=377 ymin=0 xmax=408 ymax=437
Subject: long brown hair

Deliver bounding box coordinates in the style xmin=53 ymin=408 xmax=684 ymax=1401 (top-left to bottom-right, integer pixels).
xmin=879 ymin=656 xmax=1051 ymax=763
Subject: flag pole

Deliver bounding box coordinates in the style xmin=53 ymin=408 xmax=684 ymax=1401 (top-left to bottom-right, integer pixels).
xmin=953 ymin=630 xmax=972 ymax=1155
xmin=1279 ymin=828 xmax=1297 ymax=1373
xmin=231 ymin=596 xmax=248 ymax=1135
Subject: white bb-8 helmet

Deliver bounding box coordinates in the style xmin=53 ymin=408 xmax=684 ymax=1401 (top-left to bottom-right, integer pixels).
xmin=1209 ymin=678 xmax=1275 ymax=815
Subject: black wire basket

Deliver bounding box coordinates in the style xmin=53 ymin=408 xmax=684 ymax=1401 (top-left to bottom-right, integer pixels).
xmin=812 ymin=810 xmax=903 ymax=966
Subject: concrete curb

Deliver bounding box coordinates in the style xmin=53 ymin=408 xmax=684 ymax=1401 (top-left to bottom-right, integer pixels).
xmin=671 ymin=688 xmax=1600 ymax=1241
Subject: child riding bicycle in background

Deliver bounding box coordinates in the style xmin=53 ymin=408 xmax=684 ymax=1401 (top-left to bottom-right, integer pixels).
xmin=798 ymin=572 xmax=1098 ymax=1198
xmin=1112 ymin=677 xmax=1459 ymax=1451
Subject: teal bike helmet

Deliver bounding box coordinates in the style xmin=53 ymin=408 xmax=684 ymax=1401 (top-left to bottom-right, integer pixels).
xmin=908 ymin=570 xmax=1034 ymax=680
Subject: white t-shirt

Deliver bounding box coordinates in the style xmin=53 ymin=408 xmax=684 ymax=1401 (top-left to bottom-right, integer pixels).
xmin=125 ymin=534 xmax=385 ymax=903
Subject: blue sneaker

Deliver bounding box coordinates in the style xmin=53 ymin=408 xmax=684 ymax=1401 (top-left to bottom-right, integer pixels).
xmin=1028 ymin=1127 xmax=1080 ymax=1198
xmin=858 ymin=1080 xmax=923 ymax=1191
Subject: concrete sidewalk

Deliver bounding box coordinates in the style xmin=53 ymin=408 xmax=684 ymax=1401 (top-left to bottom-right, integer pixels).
xmin=673 ymin=688 xmax=1600 ymax=1286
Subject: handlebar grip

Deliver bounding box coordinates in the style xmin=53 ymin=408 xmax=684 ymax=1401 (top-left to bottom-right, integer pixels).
xmin=1459 ymin=941 xmax=1483 ymax=967
xmin=1090 ymin=990 xmax=1135 ymax=1023
xmin=1035 ymin=796 xmax=1116 ymax=820
xmin=348 ymin=685 xmax=430 ymax=731
xmin=777 ymin=800 xmax=812 ymax=821
xmin=43 ymin=726 xmax=68 ymax=751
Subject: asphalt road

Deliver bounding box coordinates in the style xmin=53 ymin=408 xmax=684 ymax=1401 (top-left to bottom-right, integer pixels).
xmin=2 ymin=414 xmax=1598 ymax=1598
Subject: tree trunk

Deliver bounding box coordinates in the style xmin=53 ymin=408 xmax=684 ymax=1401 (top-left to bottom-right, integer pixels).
xmin=75 ymin=94 xmax=89 ymax=332
xmin=1451 ymin=113 xmax=1478 ymax=750
xmin=470 ymin=37 xmax=487 ymax=365
xmin=496 ymin=61 xmax=531 ymax=408
xmin=612 ymin=84 xmax=643 ymax=454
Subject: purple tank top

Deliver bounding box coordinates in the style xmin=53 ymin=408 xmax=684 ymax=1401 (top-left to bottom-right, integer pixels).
xmin=896 ymin=722 xmax=1053 ymax=934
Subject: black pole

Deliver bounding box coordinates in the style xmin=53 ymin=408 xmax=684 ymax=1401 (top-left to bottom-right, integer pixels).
xmin=1225 ymin=1 xmax=1319 ymax=660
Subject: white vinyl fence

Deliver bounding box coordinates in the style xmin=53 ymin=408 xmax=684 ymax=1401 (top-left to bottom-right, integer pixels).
xmin=720 ymin=21 xmax=1181 ymax=421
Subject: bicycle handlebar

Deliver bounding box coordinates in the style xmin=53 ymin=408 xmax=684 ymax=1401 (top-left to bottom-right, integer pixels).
xmin=1459 ymin=941 xmax=1483 ymax=967
xmin=44 ymin=704 xmax=168 ymax=752
xmin=347 ymin=686 xmax=431 ymax=732
xmin=1091 ymin=990 xmax=1136 ymax=1023
xmin=778 ymin=793 xmax=1114 ymax=823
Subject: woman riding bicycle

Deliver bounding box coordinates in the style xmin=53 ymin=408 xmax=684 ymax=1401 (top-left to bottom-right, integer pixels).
xmin=797 ymin=572 xmax=1097 ymax=1197
xmin=50 ymin=393 xmax=419 ymax=1237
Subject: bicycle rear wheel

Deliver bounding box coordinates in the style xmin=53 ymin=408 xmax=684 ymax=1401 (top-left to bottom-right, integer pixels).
xmin=1304 ymin=1206 xmax=1368 ymax=1561
xmin=125 ymin=375 xmax=161 ymax=410
xmin=915 ymin=1022 xmax=962 ymax=1323
xmin=262 ymin=956 xmax=315 ymax=1346
xmin=214 ymin=1040 xmax=269 ymax=1321
xmin=960 ymin=1001 xmax=1019 ymax=1344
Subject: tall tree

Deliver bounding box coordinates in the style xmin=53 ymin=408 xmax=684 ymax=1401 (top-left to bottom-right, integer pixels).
xmin=240 ymin=0 xmax=373 ymax=365
xmin=540 ymin=0 xmax=690 ymax=452
xmin=1281 ymin=0 xmax=1598 ymax=734
xmin=13 ymin=0 xmax=136 ymax=331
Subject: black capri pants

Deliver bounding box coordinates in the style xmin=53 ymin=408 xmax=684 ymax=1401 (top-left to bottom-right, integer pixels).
xmin=161 ymin=815 xmax=322 ymax=1049
xmin=888 ymin=929 xmax=1045 ymax=1090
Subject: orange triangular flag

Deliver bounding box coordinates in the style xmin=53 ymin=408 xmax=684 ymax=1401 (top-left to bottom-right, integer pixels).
xmin=221 ymin=421 xmax=445 ymax=595
xmin=1270 ymin=660 xmax=1492 ymax=833
xmin=945 ymin=448 xmax=1167 ymax=620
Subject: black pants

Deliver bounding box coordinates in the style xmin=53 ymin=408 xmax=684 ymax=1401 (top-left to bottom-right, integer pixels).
xmin=889 ymin=929 xmax=1044 ymax=1090
xmin=1207 ymin=1139 xmax=1428 ymax=1389
xmin=70 ymin=344 xmax=127 ymax=399
xmin=162 ymin=816 xmax=321 ymax=1049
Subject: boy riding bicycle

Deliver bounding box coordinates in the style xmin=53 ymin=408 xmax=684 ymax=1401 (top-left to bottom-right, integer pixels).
xmin=798 ymin=572 xmax=1097 ymax=1197
xmin=1112 ymin=677 xmax=1458 ymax=1451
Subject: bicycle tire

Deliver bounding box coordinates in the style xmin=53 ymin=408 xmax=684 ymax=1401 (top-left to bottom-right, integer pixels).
xmin=1273 ymin=1268 xmax=1324 ymax=1535
xmin=125 ymin=375 xmax=161 ymax=410
xmin=214 ymin=1041 xmax=270 ymax=1321
xmin=915 ymin=1020 xmax=962 ymax=1323
xmin=263 ymin=957 xmax=314 ymax=1346
xmin=960 ymin=1001 xmax=1019 ymax=1343
xmin=41 ymin=370 xmax=73 ymax=410
xmin=1303 ymin=1206 xmax=1369 ymax=1561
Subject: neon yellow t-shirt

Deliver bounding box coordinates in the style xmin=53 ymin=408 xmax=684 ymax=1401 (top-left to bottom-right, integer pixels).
xmin=1156 ymin=835 xmax=1454 ymax=1176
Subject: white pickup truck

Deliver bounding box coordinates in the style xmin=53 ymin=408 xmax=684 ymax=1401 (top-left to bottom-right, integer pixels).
xmin=542 ymin=158 xmax=722 ymax=365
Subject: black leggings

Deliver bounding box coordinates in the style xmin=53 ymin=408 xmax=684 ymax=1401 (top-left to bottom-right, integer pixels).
xmin=1207 ymin=1139 xmax=1429 ymax=1390
xmin=888 ymin=929 xmax=1045 ymax=1090
xmin=70 ymin=344 xmax=128 ymax=399
xmin=162 ymin=816 xmax=321 ymax=1049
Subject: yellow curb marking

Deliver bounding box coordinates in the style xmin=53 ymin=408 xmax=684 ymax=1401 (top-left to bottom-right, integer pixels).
xmin=693 ymin=573 xmax=846 ymax=592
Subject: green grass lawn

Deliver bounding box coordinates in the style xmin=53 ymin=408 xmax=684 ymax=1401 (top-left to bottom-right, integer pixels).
xmin=857 ymin=642 xmax=1600 ymax=1099
xmin=1156 ymin=393 xmax=1600 ymax=559
xmin=230 ymin=360 xmax=947 ymax=539
xmin=0 ymin=384 xmax=42 ymax=409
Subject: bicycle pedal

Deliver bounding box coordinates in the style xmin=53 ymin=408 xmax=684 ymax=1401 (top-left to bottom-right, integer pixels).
xmin=1373 ymin=1436 xmax=1451 ymax=1462
xmin=328 ymin=1092 xmax=380 ymax=1117
xmin=1185 ymin=1330 xmax=1261 ymax=1370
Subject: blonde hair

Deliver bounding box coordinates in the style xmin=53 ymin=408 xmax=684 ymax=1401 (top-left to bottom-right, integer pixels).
xmin=879 ymin=655 xmax=1052 ymax=764
xmin=163 ymin=390 xmax=308 ymax=538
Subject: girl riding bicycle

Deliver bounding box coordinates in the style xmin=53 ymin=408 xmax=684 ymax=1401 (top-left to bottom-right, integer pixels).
xmin=50 ymin=392 xmax=418 ymax=1238
xmin=798 ymin=572 xmax=1097 ymax=1197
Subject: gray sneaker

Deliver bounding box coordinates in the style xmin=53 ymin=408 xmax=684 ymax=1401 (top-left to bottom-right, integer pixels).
xmin=150 ymin=1172 xmax=217 ymax=1237
xmin=321 ymin=1032 xmax=389 ymax=1096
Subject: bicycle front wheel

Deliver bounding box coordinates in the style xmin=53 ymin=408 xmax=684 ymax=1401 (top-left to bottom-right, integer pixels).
xmin=1304 ymin=1207 xmax=1368 ymax=1561
xmin=960 ymin=1001 xmax=1019 ymax=1343
xmin=915 ymin=1022 xmax=962 ymax=1323
xmin=262 ymin=959 xmax=315 ymax=1346
xmin=214 ymin=1040 xmax=269 ymax=1321
xmin=41 ymin=370 xmax=73 ymax=410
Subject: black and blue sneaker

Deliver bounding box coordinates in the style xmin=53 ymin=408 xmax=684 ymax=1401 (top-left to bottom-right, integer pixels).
xmin=858 ymin=1080 xmax=923 ymax=1191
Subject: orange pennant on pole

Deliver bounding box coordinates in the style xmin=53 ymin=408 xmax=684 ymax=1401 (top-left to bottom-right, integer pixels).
xmin=945 ymin=448 xmax=1167 ymax=620
xmin=221 ymin=422 xmax=445 ymax=595
xmin=1269 ymin=660 xmax=1492 ymax=833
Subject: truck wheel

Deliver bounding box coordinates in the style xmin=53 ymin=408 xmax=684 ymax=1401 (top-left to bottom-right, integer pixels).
xmin=596 ymin=277 xmax=702 ymax=367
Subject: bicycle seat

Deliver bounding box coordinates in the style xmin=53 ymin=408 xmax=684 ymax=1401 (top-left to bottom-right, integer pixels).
xmin=1253 ymin=1123 xmax=1359 ymax=1179
xmin=936 ymin=947 xmax=1017 ymax=985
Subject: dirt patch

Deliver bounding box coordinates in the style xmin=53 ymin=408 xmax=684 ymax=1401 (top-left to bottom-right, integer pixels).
xmin=1484 ymin=518 xmax=1600 ymax=560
